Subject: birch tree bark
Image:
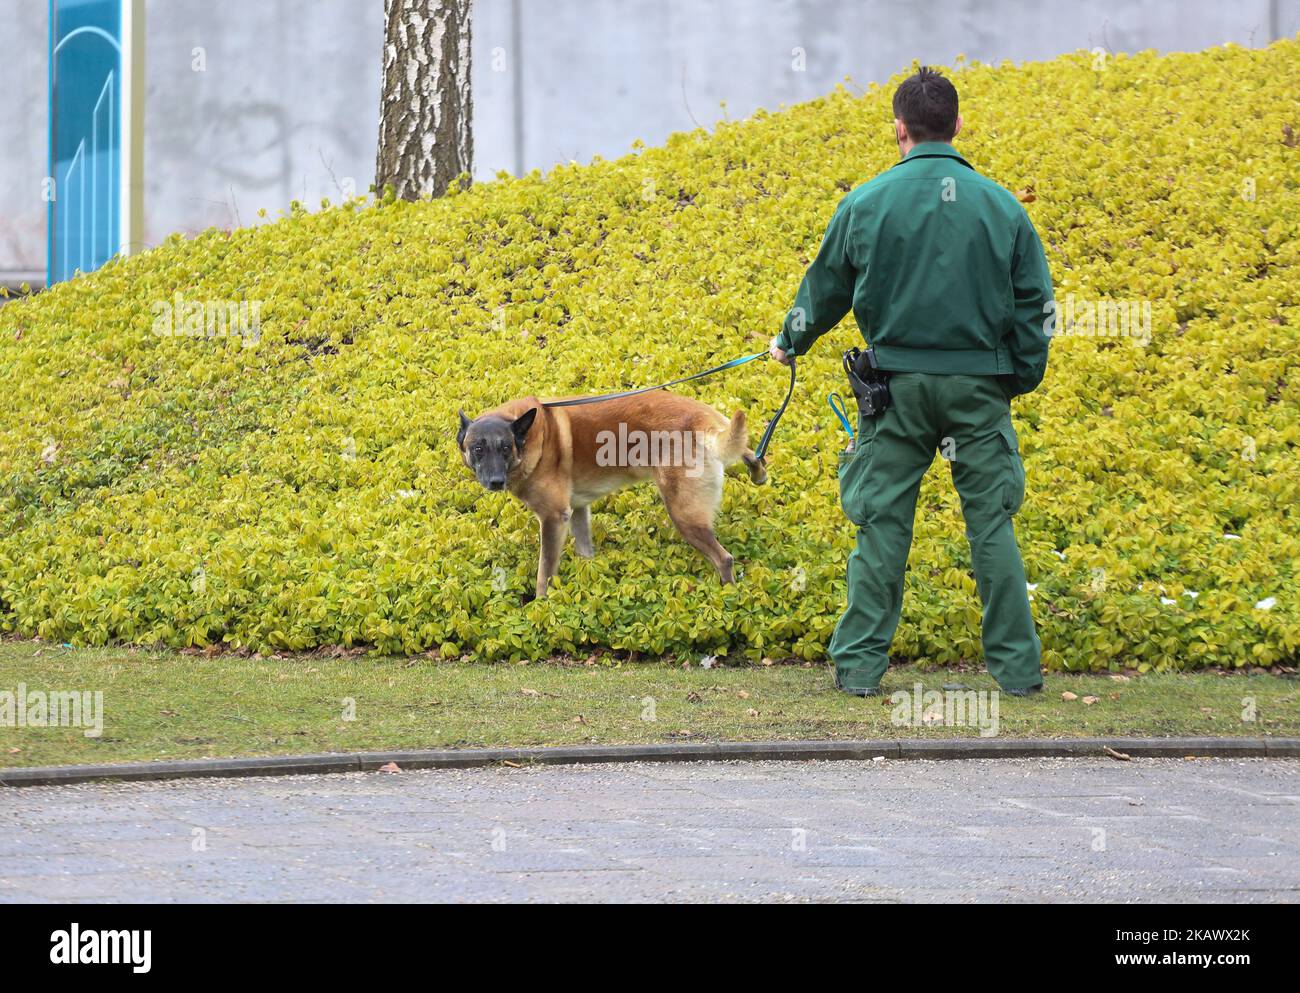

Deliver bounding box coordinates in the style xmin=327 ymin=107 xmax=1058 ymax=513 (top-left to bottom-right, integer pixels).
xmin=375 ymin=0 xmax=473 ymax=200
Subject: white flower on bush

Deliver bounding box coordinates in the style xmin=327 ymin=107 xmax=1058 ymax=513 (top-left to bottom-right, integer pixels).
xmin=1254 ymin=597 xmax=1276 ymax=611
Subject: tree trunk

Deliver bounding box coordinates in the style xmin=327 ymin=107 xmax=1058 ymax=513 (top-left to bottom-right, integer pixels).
xmin=375 ymin=0 xmax=473 ymax=200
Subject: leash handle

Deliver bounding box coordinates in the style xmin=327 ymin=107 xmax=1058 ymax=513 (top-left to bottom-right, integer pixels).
xmin=828 ymin=391 xmax=854 ymax=440
xmin=754 ymin=356 xmax=795 ymax=463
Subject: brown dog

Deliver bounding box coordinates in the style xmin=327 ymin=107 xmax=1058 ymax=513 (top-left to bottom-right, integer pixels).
xmin=458 ymin=392 xmax=768 ymax=598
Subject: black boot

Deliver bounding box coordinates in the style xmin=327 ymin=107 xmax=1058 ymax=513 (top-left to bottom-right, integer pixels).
xmin=834 ymin=671 xmax=880 ymax=697
xmin=1004 ymin=684 xmax=1043 ymax=698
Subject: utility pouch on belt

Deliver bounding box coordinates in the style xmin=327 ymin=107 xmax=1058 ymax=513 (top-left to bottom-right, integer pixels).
xmin=842 ymin=346 xmax=891 ymax=418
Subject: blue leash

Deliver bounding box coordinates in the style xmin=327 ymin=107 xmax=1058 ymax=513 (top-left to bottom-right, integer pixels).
xmin=542 ymin=350 xmax=795 ymax=461
xmin=828 ymin=392 xmax=855 ymax=440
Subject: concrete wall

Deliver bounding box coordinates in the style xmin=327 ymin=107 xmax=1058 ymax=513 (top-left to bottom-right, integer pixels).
xmin=3 ymin=0 xmax=1298 ymax=284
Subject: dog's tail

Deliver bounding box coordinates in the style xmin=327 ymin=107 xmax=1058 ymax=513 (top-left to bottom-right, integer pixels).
xmin=722 ymin=411 xmax=768 ymax=485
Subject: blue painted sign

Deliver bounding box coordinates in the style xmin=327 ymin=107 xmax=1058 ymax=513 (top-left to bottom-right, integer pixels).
xmin=48 ymin=0 xmax=123 ymax=283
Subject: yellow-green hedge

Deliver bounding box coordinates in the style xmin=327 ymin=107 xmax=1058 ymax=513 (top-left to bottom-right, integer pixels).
xmin=2 ymin=42 xmax=1298 ymax=669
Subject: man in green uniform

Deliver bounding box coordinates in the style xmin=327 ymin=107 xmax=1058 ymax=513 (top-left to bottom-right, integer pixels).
xmin=770 ymin=67 xmax=1052 ymax=698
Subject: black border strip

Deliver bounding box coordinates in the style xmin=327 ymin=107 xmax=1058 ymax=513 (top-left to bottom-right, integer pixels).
xmin=1 ymin=737 xmax=1295 ymax=788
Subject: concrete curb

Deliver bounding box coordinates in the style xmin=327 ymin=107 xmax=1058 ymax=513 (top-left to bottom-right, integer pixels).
xmin=1 ymin=737 xmax=1296 ymax=788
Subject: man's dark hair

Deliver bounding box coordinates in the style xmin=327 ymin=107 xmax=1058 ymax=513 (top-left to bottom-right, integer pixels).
xmin=892 ymin=66 xmax=959 ymax=143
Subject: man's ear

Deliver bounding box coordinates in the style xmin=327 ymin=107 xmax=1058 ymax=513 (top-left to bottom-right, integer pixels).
xmin=894 ymin=117 xmax=907 ymax=145
xmin=458 ymin=410 xmax=472 ymax=450
xmin=952 ymin=114 xmax=963 ymax=139
xmin=511 ymin=407 xmax=538 ymax=448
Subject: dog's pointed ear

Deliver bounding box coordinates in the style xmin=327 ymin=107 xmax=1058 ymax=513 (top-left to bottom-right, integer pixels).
xmin=457 ymin=410 xmax=472 ymax=449
xmin=511 ymin=407 xmax=538 ymax=448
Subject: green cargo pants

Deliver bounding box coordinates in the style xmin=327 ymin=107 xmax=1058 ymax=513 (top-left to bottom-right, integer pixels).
xmin=829 ymin=373 xmax=1042 ymax=692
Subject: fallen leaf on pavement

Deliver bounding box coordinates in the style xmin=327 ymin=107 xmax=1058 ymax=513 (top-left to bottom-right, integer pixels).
xmin=1103 ymin=746 xmax=1131 ymax=761
xmin=377 ymin=762 xmax=402 ymax=774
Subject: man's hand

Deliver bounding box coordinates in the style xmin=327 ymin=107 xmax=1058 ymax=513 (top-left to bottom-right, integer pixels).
xmin=769 ymin=337 xmax=794 ymax=367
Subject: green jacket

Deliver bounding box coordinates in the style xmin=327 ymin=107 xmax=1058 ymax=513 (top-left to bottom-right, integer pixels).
xmin=774 ymin=142 xmax=1054 ymax=397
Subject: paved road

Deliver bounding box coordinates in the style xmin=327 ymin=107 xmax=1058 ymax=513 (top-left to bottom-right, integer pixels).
xmin=1 ymin=757 xmax=1297 ymax=902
